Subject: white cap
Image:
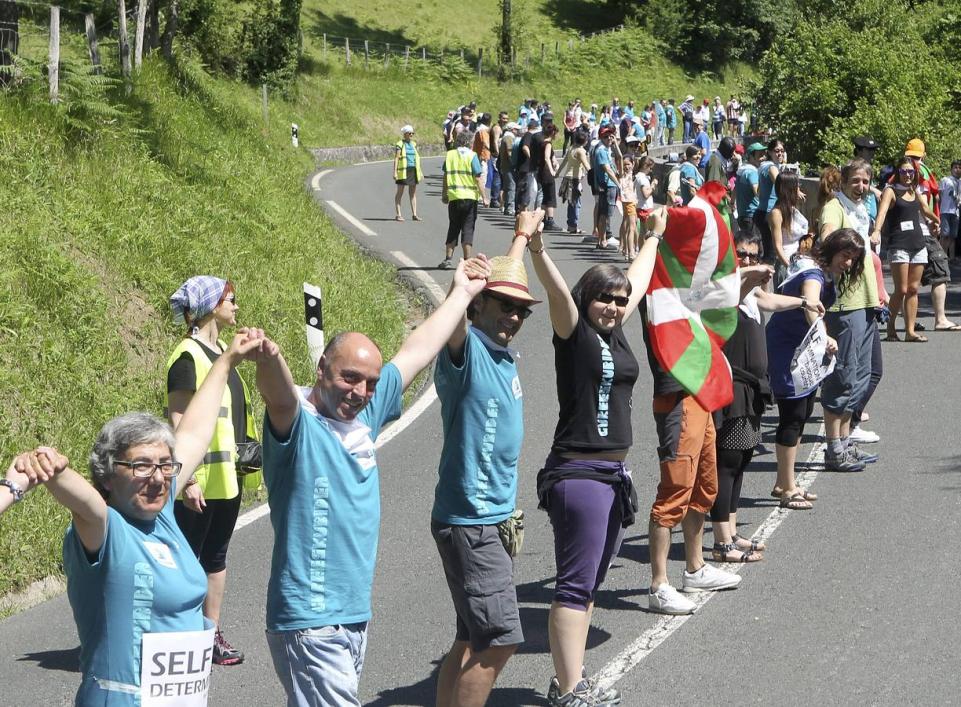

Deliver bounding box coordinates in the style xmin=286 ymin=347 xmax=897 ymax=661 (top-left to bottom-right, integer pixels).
xmin=400 ymin=124 xmax=414 ymax=135
xmin=685 ymin=94 xmax=695 ymax=102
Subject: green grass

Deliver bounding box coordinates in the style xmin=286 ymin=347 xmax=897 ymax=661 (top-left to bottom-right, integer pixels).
xmin=0 ymin=55 xmax=410 ymax=601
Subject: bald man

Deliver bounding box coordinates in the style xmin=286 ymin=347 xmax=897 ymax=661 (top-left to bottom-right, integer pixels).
xmin=253 ymin=259 xmax=490 ymax=706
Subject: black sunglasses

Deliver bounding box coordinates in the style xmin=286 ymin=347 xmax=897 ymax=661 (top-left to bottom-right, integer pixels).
xmin=596 ymin=292 xmax=630 ymax=307
xmin=736 ymin=250 xmax=760 ymax=263
xmin=485 ymin=293 xmax=533 ymax=319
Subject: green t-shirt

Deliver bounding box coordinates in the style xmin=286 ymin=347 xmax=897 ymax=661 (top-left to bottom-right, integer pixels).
xmin=819 ymin=199 xmax=878 ymax=312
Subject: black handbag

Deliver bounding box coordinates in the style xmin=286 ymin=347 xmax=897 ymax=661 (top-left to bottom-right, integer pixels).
xmin=235 ymin=441 xmax=262 ymax=475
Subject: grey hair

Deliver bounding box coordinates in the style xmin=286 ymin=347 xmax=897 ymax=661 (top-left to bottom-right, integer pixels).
xmin=455 ymin=130 xmax=473 ymax=149
xmin=89 ymin=412 xmax=176 ymax=498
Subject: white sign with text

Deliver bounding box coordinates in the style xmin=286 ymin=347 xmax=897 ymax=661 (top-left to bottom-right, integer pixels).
xmin=790 ymin=317 xmax=836 ymax=397
xmin=141 ymin=624 xmax=215 ymax=706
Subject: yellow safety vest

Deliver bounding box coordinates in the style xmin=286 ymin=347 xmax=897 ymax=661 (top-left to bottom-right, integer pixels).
xmin=444 ymin=147 xmax=480 ymax=202
xmin=394 ymin=140 xmax=423 ymax=182
xmin=164 ymin=338 xmax=261 ymax=499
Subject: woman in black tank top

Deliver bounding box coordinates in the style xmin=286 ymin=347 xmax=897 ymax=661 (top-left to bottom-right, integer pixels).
xmin=872 ymin=157 xmax=939 ymax=342
xmin=525 ymin=211 xmax=663 ymax=703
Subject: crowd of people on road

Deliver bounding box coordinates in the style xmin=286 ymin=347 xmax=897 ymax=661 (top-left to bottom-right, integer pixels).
xmin=2 ymin=85 xmax=959 ymax=707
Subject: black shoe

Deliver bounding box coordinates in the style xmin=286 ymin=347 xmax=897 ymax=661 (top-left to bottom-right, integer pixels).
xmin=544 ymin=219 xmax=562 ymax=232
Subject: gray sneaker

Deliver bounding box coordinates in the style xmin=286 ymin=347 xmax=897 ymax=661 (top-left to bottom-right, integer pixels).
xmin=437 ymin=258 xmax=453 ymax=270
xmin=824 ymin=450 xmax=865 ymax=472
xmin=848 ymin=443 xmax=879 ymax=464
xmin=548 ymin=671 xmax=620 ymax=706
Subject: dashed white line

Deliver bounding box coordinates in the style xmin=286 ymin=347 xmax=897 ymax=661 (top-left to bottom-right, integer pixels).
xmin=325 ymin=200 xmax=377 ymax=237
xmin=310 ymin=169 xmax=332 ymax=191
xmin=593 ymin=424 xmax=827 ymax=691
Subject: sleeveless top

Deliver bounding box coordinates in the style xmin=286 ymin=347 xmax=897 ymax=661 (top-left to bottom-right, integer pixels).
xmin=884 ymin=185 xmax=925 ymax=252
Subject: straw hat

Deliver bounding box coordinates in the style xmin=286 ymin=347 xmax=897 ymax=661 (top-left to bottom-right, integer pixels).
xmin=484 ymin=256 xmax=541 ymax=304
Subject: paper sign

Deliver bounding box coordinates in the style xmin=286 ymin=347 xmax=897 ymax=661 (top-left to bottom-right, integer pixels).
xmin=790 ymin=317 xmax=836 ymax=397
xmin=141 ymin=623 xmax=215 ymax=706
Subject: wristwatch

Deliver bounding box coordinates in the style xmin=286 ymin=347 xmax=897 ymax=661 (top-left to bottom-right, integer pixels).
xmin=0 ymin=479 xmax=25 ymax=503
xmin=645 ymin=230 xmax=664 ymax=241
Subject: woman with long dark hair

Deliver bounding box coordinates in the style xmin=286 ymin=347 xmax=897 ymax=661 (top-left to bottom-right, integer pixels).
xmin=873 ymin=156 xmax=940 ymax=342
xmin=768 ymin=171 xmax=809 ymax=286
xmin=767 ymin=229 xmax=865 ymax=509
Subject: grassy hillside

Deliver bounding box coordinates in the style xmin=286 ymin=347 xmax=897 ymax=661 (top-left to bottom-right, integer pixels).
xmin=0 ymin=55 xmax=409 ymax=601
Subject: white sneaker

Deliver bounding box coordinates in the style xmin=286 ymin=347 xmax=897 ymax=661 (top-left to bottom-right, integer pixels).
xmin=680 ymin=564 xmax=742 ymax=593
xmin=648 ymin=583 xmax=696 ymax=614
xmin=849 ymin=425 xmax=880 ymax=443
xmin=605 ymin=238 xmax=620 ymax=249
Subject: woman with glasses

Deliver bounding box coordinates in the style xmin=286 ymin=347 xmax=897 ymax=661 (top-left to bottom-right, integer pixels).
xmin=873 ymin=157 xmax=939 ymax=342
xmin=166 ymin=276 xmax=262 ymax=665
xmin=11 ymin=330 xmax=265 ymax=705
xmin=393 ymin=125 xmax=423 ymax=221
xmin=525 ymin=213 xmax=662 ymax=706
xmin=710 ymin=232 xmax=823 ymax=560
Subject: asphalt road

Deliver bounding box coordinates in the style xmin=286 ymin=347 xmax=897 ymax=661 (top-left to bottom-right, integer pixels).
xmin=2 ymin=156 xmax=960 ymax=706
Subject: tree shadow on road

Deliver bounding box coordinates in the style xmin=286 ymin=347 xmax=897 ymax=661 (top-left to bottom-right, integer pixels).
xmin=17 ymin=645 xmax=79 ymax=673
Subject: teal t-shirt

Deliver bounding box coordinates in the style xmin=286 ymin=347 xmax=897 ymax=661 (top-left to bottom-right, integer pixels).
xmin=404 ymin=142 xmax=416 ymax=167
xmin=432 ymin=328 xmax=523 ymax=525
xmin=758 ymin=161 xmax=778 ymax=214
xmin=735 ymin=163 xmax=760 ymax=219
xmin=679 ymin=162 xmax=703 ymax=204
xmin=63 ymin=495 xmax=207 ymax=705
xmin=263 ymin=362 xmax=403 ymax=631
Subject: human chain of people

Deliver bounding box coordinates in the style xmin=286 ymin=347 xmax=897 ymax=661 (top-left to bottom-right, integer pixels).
xmin=2 ymin=89 xmax=961 ymax=707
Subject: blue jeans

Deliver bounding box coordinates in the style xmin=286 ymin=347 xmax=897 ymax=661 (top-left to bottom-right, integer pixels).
xmin=822 ymin=308 xmax=874 ymax=414
xmin=567 ymin=188 xmax=582 ymax=229
xmin=489 ymin=158 xmax=501 ymax=205
xmin=267 ymin=623 xmax=368 ymax=707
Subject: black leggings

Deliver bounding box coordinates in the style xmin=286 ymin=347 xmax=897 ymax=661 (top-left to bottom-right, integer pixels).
xmin=853 ymin=325 xmax=882 ymax=424
xmin=710 ymin=446 xmax=754 ymax=523
xmin=775 ymin=393 xmax=817 ymax=447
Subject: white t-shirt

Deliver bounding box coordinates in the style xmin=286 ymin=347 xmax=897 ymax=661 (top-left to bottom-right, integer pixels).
xmin=635 ymin=173 xmax=654 ymax=210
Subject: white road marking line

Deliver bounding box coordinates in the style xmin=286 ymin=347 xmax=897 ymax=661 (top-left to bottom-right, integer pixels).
xmin=235 ymin=250 xmax=443 ymax=531
xmin=310 ymin=169 xmax=332 ymax=191
xmin=593 ymin=424 xmax=827 ymax=691
xmin=325 ymin=200 xmax=377 ymax=237
xmin=390 ymin=250 xmax=447 ymax=302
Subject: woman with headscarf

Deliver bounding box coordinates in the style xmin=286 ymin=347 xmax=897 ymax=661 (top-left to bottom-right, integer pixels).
xmin=12 ymin=330 xmax=265 ymax=704
xmin=393 ymin=125 xmax=423 ymax=221
xmin=167 ymin=276 xmax=262 ymax=666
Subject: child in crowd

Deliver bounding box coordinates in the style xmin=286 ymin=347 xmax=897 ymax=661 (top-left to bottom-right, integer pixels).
xmin=618 ymin=156 xmax=638 ymax=260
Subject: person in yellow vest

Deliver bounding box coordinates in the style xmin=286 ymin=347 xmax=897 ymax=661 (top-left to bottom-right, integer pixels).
xmin=440 ymin=129 xmax=487 ymax=269
xmin=167 ymin=275 xmax=262 ymax=666
xmin=393 ymin=125 xmax=423 ymax=222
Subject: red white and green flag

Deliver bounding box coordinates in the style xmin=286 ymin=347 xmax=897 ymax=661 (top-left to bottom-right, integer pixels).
xmin=645 ymin=184 xmax=739 ymax=411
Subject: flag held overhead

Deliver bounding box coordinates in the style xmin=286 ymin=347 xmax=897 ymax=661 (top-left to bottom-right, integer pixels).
xmin=645 ymin=189 xmax=739 ymax=411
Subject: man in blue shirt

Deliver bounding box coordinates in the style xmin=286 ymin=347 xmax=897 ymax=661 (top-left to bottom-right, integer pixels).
xmin=432 ymin=222 xmax=542 ymax=706
xmin=654 ymin=99 xmax=666 ymax=146
xmin=255 ymin=259 xmax=490 ymax=707
xmin=592 ymin=126 xmax=621 ymax=249
xmin=735 ymin=142 xmax=765 ymax=234
xmin=693 ymin=120 xmax=711 ymax=170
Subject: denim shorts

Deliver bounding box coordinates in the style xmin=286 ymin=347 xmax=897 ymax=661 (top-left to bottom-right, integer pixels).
xmin=888 ymin=247 xmax=928 ymax=265
xmin=597 ymin=185 xmax=618 ymax=217
xmin=431 ymin=522 xmax=523 ymax=653
xmin=266 ymin=622 xmax=368 ymax=707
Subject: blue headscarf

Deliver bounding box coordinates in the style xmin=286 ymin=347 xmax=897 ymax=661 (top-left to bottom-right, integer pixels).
xmin=169 ymin=276 xmax=228 ymax=326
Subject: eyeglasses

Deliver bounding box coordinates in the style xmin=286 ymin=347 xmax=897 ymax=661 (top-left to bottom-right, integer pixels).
xmin=485 ymin=293 xmax=533 ymax=319
xmin=596 ymin=292 xmax=630 ymax=307
xmin=736 ymin=250 xmax=760 ymax=263
xmin=899 ymin=168 xmax=916 ymax=177
xmin=114 ymin=460 xmax=183 ymax=479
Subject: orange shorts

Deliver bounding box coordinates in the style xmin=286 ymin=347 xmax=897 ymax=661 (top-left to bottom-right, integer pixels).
xmin=623 ymin=202 xmax=637 ymax=218
xmin=650 ymin=392 xmax=718 ymax=528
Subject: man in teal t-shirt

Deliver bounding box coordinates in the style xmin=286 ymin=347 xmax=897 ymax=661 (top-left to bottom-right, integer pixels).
xmin=255 ymin=259 xmax=489 ymax=707
xmin=431 ymin=236 xmax=541 ymax=706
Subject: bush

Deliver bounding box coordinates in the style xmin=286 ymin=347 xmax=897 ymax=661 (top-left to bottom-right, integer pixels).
xmin=751 ymin=0 xmax=961 ymax=172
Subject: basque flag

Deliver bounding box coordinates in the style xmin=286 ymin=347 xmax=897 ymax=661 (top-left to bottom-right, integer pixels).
xmin=645 ymin=182 xmax=739 ymax=411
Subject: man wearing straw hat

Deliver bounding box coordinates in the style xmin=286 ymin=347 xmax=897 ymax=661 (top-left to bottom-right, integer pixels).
xmin=432 ymin=212 xmax=545 ymax=707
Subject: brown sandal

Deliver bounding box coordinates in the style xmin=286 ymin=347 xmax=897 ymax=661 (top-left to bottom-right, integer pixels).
xmin=771 ymin=486 xmax=817 ymax=502
xmin=779 ymin=492 xmax=813 ymax=510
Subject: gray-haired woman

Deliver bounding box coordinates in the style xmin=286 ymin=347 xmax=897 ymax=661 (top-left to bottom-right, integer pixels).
xmin=13 ymin=329 xmax=266 ymax=706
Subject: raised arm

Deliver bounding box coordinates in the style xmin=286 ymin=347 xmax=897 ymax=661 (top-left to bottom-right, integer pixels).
xmin=443 ymin=254 xmax=493 ymax=365
xmin=528 ymin=220 xmax=579 ymax=339
xmin=20 ymin=448 xmax=108 ymax=554
xmin=255 ymin=339 xmax=300 ymax=441
xmin=391 ymin=258 xmax=490 ymax=390
xmin=621 ymin=207 xmax=666 ymax=324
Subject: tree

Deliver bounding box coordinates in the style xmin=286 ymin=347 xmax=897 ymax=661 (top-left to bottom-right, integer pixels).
xmin=499 ymin=0 xmax=511 ymax=66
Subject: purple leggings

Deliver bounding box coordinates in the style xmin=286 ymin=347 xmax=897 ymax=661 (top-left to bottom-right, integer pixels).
xmin=548 ymin=472 xmax=624 ymax=610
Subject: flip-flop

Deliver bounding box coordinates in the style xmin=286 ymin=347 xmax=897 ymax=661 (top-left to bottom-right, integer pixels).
xmin=905 ymin=334 xmax=929 ymax=343
xmin=771 ymin=487 xmax=817 ymax=502
xmin=934 ymin=323 xmax=961 ymax=331
xmin=883 ymin=334 xmax=901 ymax=342
xmin=779 ymin=493 xmax=813 ymax=510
